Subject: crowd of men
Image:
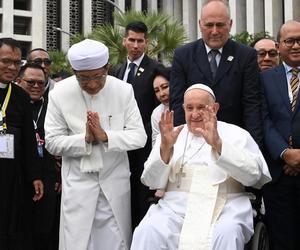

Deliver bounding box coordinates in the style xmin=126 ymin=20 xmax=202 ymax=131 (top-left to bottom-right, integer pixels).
xmin=0 ymin=0 xmax=299 ymax=250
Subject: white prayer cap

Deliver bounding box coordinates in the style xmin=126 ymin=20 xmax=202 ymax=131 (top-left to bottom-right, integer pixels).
xmin=67 ymin=39 xmax=109 ymax=71
xmin=184 ymin=83 xmax=216 ymax=101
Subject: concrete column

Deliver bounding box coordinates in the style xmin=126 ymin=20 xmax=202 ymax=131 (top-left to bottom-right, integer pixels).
xmin=114 ymin=0 xmax=126 ymax=13
xmin=147 ymin=0 xmax=157 ymax=12
xmin=2 ymin=0 xmax=13 ymax=36
xmin=83 ymin=0 xmax=92 ymax=36
xmin=31 ymin=0 xmax=46 ymax=48
xmin=182 ymin=0 xmax=198 ymax=41
xmin=229 ymin=0 xmax=246 ymax=35
xmin=197 ymin=0 xmax=206 ymax=38
xmin=131 ymin=0 xmax=142 ymax=11
xmin=162 ymin=0 xmax=182 ymax=21
xmin=60 ymin=0 xmax=70 ymax=52
xmin=246 ymin=0 xmax=264 ymax=34
xmin=284 ymin=0 xmax=300 ymax=21
xmin=264 ymin=0 xmax=283 ymax=37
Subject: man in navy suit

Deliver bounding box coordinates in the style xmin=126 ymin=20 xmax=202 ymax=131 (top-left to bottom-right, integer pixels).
xmin=261 ymin=20 xmax=300 ymax=250
xmin=113 ymin=21 xmax=159 ymax=229
xmin=170 ymin=0 xmax=262 ymax=147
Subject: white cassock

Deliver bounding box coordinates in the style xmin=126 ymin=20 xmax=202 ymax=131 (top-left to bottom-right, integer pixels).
xmin=45 ymin=75 xmax=147 ymax=250
xmin=150 ymin=103 xmax=168 ymax=147
xmin=131 ymin=122 xmax=271 ymax=250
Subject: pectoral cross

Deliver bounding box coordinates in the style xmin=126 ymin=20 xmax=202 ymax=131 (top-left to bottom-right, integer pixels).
xmin=176 ymin=167 xmax=186 ymax=188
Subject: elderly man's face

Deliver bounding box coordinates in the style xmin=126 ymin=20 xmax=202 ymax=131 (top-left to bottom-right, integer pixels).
xmin=27 ymin=50 xmax=52 ymax=77
xmin=183 ymin=89 xmax=218 ymax=135
xmin=18 ymin=67 xmax=46 ymax=101
xmin=75 ymin=67 xmax=108 ymax=95
xmin=0 ymin=44 xmax=22 ymax=84
xmin=199 ymin=1 xmax=232 ymax=49
xmin=254 ymin=39 xmax=279 ymax=71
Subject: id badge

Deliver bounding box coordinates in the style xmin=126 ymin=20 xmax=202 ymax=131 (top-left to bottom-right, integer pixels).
xmin=0 ymin=134 xmax=14 ymax=159
xmin=35 ymin=132 xmax=44 ymax=158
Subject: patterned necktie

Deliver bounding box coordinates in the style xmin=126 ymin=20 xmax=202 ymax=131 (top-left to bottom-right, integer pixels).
xmin=126 ymin=62 xmax=136 ymax=83
xmin=290 ymin=68 xmax=299 ymax=112
xmin=209 ymin=49 xmax=219 ymax=79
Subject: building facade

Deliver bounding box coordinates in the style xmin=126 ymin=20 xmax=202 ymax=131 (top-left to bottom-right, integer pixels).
xmin=0 ymin=0 xmax=300 ymax=57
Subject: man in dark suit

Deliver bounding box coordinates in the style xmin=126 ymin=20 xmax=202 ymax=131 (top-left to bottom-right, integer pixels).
xmin=170 ymin=0 xmax=262 ymax=147
xmin=113 ymin=21 xmax=159 ymax=228
xmin=17 ymin=63 xmax=61 ymax=250
xmin=261 ymin=20 xmax=300 ymax=250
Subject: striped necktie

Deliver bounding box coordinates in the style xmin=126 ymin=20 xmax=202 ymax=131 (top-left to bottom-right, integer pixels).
xmin=290 ymin=68 xmax=299 ymax=112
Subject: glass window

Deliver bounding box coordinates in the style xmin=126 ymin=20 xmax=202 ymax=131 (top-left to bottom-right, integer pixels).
xmin=14 ymin=16 xmax=31 ymax=35
xmin=18 ymin=41 xmax=31 ymax=60
xmin=14 ymin=0 xmax=31 ymax=10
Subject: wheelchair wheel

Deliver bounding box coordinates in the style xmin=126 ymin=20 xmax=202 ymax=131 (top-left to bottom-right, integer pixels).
xmin=250 ymin=221 xmax=269 ymax=250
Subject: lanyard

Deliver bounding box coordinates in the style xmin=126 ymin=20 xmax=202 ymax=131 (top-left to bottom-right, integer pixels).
xmin=0 ymin=83 xmax=12 ymax=133
xmin=32 ymin=98 xmax=44 ymax=130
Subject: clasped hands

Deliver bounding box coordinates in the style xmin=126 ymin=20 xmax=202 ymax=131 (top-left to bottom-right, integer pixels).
xmin=85 ymin=111 xmax=108 ymax=144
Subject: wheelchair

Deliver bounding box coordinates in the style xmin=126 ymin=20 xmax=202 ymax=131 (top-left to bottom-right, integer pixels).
xmin=244 ymin=189 xmax=270 ymax=250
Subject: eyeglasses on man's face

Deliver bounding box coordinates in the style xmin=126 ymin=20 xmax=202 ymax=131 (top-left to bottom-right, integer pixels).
xmin=23 ymin=79 xmax=46 ymax=87
xmin=0 ymin=58 xmax=23 ymax=67
xmin=28 ymin=58 xmax=52 ymax=66
xmin=76 ymin=74 xmax=106 ymax=84
xmin=257 ymin=50 xmax=279 ymax=58
xmin=281 ymin=38 xmax=300 ymax=48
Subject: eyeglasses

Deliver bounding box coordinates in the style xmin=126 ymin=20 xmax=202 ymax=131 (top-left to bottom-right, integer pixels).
xmin=257 ymin=50 xmax=278 ymax=58
xmin=0 ymin=58 xmax=23 ymax=66
xmin=76 ymin=74 xmax=106 ymax=84
xmin=282 ymin=38 xmax=300 ymax=47
xmin=28 ymin=58 xmax=52 ymax=66
xmin=23 ymin=79 xmax=46 ymax=86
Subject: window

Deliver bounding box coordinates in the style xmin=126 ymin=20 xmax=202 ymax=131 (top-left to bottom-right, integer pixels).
xmin=14 ymin=0 xmax=31 ymax=10
xmin=14 ymin=16 xmax=31 ymax=35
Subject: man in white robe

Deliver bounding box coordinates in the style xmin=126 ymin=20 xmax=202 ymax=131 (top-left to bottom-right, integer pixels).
xmin=44 ymin=39 xmax=147 ymax=250
xmin=131 ymin=84 xmax=271 ymax=250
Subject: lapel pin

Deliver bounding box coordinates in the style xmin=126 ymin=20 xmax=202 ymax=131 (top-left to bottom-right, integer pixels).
xmin=227 ymin=56 xmax=234 ymax=61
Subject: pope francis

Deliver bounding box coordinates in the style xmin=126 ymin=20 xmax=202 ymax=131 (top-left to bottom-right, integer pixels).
xmin=44 ymin=39 xmax=147 ymax=250
xmin=130 ymin=84 xmax=271 ymax=250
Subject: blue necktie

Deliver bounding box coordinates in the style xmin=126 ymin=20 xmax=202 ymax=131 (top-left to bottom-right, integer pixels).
xmin=209 ymin=50 xmax=219 ymax=79
xmin=127 ymin=62 xmax=136 ymax=83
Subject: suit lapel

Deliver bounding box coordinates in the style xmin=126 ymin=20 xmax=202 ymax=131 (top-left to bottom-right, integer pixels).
xmin=275 ymin=65 xmax=292 ymax=113
xmin=214 ymin=40 xmax=234 ymax=85
xmin=132 ymin=55 xmax=150 ymax=84
xmin=117 ymin=62 xmax=127 ymax=80
xmin=193 ymin=40 xmax=212 ymax=83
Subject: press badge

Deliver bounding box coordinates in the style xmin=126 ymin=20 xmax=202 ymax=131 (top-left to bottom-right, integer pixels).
xmin=0 ymin=134 xmax=14 ymax=159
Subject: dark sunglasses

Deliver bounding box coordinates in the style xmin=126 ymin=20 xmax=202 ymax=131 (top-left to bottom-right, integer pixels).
xmin=23 ymin=79 xmax=46 ymax=86
xmin=257 ymin=50 xmax=278 ymax=58
xmin=29 ymin=58 xmax=52 ymax=66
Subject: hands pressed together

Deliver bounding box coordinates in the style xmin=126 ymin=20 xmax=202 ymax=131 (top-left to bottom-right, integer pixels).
xmin=85 ymin=111 xmax=108 ymax=144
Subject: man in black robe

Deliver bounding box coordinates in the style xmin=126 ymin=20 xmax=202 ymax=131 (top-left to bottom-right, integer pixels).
xmin=0 ymin=38 xmax=43 ymax=250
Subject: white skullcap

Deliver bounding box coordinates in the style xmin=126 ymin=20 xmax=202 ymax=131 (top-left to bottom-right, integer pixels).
xmin=184 ymin=83 xmax=216 ymax=100
xmin=67 ymin=39 xmax=109 ymax=71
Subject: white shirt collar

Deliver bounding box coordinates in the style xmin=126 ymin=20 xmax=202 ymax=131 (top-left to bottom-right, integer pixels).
xmin=0 ymin=82 xmax=8 ymax=89
xmin=126 ymin=53 xmax=145 ymax=69
xmin=204 ymin=43 xmax=223 ymax=55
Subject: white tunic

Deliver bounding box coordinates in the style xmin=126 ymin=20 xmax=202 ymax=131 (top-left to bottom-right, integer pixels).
xmin=131 ymin=122 xmax=271 ymax=250
xmin=45 ymin=75 xmax=147 ymax=250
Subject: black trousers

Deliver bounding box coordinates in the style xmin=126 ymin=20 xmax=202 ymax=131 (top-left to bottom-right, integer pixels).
xmin=262 ymin=174 xmax=300 ymax=250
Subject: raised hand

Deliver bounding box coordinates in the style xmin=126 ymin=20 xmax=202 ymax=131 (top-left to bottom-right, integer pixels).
xmin=195 ymin=105 xmax=222 ymax=154
xmin=159 ymin=110 xmax=184 ymax=163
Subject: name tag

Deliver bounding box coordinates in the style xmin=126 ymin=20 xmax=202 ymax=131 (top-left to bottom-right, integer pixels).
xmin=0 ymin=134 xmax=14 ymax=159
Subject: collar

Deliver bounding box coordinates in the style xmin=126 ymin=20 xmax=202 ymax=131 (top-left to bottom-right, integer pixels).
xmin=283 ymin=61 xmax=300 ymax=74
xmin=0 ymin=82 xmax=8 ymax=89
xmin=126 ymin=53 xmax=145 ymax=69
xmin=204 ymin=43 xmax=223 ymax=55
